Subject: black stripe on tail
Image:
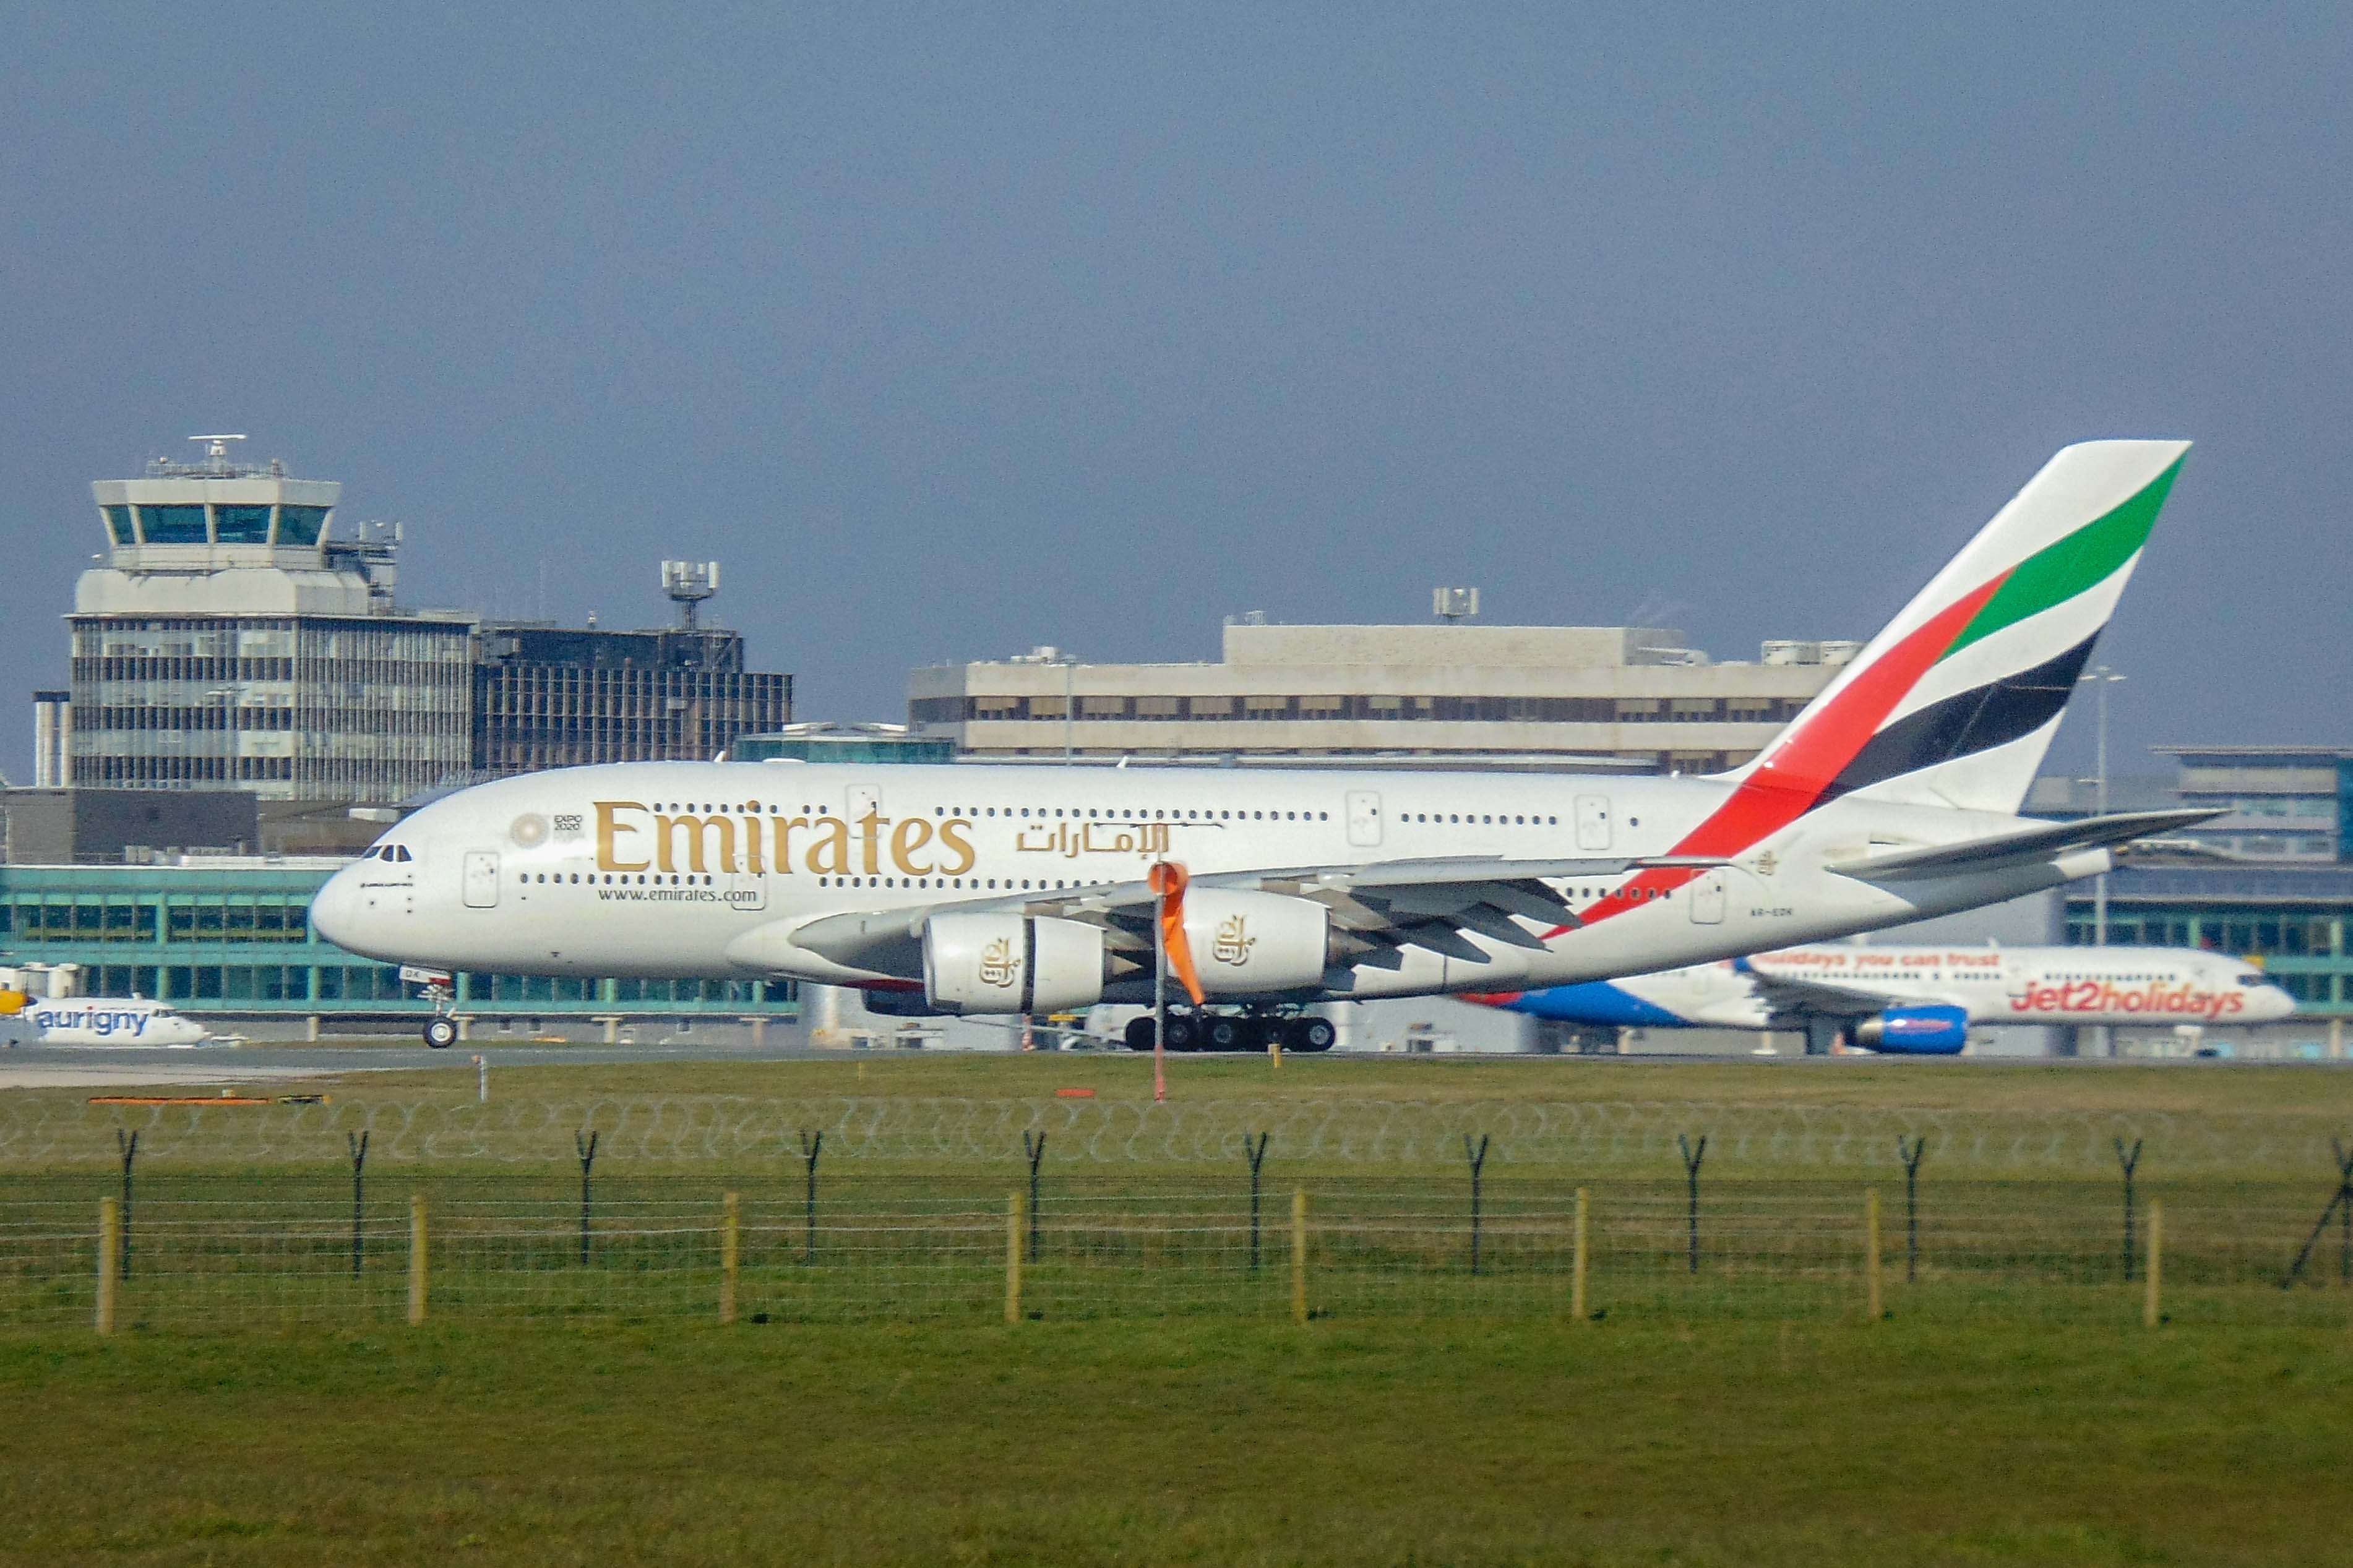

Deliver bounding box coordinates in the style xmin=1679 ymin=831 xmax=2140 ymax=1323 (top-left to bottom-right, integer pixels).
xmin=1817 ymin=632 xmax=2099 ymax=805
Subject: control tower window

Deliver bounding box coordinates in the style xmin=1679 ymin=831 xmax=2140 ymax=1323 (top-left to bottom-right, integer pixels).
xmin=101 ymin=505 xmax=133 ymax=544
xmin=215 ymin=504 xmax=272 ymax=543
xmin=137 ymin=504 xmax=207 ymax=543
xmin=277 ymin=505 xmax=329 ymax=546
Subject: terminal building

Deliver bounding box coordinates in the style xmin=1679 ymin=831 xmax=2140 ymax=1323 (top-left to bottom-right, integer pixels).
xmin=910 ymin=599 xmax=1854 ymax=771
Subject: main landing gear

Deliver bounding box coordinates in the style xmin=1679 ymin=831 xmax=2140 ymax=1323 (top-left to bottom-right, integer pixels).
xmin=1124 ymin=1013 xmax=1336 ymax=1054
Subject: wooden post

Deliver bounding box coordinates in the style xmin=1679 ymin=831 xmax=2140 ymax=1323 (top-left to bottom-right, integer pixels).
xmin=407 ymin=1194 xmax=428 ymax=1326
xmin=720 ymin=1191 xmax=741 ymax=1326
xmin=1572 ymin=1186 xmax=1590 ymax=1322
xmin=1865 ymin=1188 xmax=1883 ymax=1321
xmin=1005 ymin=1191 xmax=1025 ymax=1324
xmin=96 ymin=1196 xmax=119 ymax=1336
xmin=2144 ymin=1199 xmax=2163 ymax=1329
xmin=1290 ymin=1188 xmax=1309 ymax=1325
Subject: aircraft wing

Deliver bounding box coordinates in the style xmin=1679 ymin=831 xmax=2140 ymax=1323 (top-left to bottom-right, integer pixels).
xmin=1823 ymin=808 xmax=2222 ymax=883
xmin=786 ymin=853 xmax=1731 ymax=977
xmin=1741 ymin=968 xmax=1913 ymax=1021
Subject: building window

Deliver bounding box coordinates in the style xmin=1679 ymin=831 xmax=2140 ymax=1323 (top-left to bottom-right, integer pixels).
xmin=277 ymin=505 xmax=330 ymax=546
xmin=215 ymin=505 xmax=273 ymax=544
xmin=101 ymin=505 xmax=134 ymax=544
xmin=137 ymin=505 xmax=209 ymax=544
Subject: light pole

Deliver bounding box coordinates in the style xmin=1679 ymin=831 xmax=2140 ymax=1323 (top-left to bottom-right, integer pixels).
xmin=2078 ymin=666 xmax=2126 ymax=947
xmin=2078 ymin=665 xmax=2125 ymax=1058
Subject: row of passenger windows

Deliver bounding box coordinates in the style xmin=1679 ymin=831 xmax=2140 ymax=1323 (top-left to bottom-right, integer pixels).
xmin=628 ymin=798 xmax=1570 ymax=827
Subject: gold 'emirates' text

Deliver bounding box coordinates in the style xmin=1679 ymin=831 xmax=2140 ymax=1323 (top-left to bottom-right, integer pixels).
xmin=595 ymin=802 xmax=976 ymax=878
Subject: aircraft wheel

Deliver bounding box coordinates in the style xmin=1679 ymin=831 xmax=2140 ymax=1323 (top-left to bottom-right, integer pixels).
xmin=423 ymin=1016 xmax=458 ymax=1050
xmin=1206 ymin=1015 xmax=1247 ymax=1052
xmin=1286 ymin=1017 xmax=1336 ymax=1053
xmin=1164 ymin=1014 xmax=1201 ymax=1052
xmin=1124 ymin=1016 xmax=1156 ymax=1052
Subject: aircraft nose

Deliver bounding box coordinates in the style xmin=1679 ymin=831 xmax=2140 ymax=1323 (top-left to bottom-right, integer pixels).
xmin=309 ymin=866 xmax=364 ymax=953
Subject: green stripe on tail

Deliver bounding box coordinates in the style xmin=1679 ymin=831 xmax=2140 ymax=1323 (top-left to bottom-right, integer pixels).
xmin=1940 ymin=456 xmax=2184 ymax=662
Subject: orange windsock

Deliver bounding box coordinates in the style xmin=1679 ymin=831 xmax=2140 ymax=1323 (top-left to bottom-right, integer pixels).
xmin=1148 ymin=861 xmax=1205 ymax=1006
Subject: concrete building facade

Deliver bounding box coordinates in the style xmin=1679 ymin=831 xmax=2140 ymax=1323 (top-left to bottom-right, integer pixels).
xmin=69 ymin=443 xmax=474 ymax=803
xmin=910 ymin=619 xmax=1853 ymax=771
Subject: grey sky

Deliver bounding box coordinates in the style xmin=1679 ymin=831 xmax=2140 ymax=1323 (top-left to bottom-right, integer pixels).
xmin=6 ymin=6 xmax=2347 ymax=786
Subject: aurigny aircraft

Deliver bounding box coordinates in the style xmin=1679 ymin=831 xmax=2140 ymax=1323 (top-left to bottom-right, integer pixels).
xmin=1467 ymin=943 xmax=2295 ymax=1055
xmin=0 ymin=993 xmax=215 ymax=1047
xmin=311 ymin=440 xmax=2216 ymax=1053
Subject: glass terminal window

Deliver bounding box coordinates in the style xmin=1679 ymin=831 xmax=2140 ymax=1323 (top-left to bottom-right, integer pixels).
xmin=101 ymin=505 xmax=134 ymax=544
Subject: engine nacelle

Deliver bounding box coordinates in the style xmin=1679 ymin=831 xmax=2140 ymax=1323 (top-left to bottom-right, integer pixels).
xmin=1852 ymin=1004 xmax=1969 ymax=1055
xmin=1181 ymin=889 xmax=1330 ymax=997
xmin=923 ymin=914 xmax=1106 ymax=1014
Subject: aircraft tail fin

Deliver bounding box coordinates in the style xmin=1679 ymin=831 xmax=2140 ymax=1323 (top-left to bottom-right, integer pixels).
xmin=1719 ymin=440 xmax=2188 ymax=819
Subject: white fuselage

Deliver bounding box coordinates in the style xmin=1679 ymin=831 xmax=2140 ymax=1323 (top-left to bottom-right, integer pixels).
xmin=311 ymin=760 xmax=2114 ymax=1005
xmin=1590 ymin=946 xmax=2296 ymax=1029
xmin=20 ymin=998 xmax=213 ymax=1047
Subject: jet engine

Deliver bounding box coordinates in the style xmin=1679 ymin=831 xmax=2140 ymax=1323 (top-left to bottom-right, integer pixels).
xmin=1179 ymin=890 xmax=1330 ymax=996
xmin=923 ymin=913 xmax=1106 ymax=1014
xmin=1851 ymin=1004 xmax=1969 ymax=1055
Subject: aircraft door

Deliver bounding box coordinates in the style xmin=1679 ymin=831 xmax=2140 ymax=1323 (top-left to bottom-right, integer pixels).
xmin=1345 ymin=790 xmax=1383 ymax=848
xmin=462 ymin=850 xmax=501 ymax=909
xmin=1688 ymin=868 xmax=1726 ymax=925
xmin=846 ymin=784 xmax=881 ymax=830
xmin=1574 ymin=795 xmax=1612 ymax=851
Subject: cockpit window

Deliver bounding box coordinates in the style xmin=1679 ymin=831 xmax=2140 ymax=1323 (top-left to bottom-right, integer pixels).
xmin=364 ymin=844 xmax=415 ymax=862
xmin=2237 ymin=973 xmax=2266 ymax=987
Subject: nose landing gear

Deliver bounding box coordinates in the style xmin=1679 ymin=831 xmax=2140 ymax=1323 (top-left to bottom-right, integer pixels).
xmin=1122 ymin=1012 xmax=1336 ymax=1053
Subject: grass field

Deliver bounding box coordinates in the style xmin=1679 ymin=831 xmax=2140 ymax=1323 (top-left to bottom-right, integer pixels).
xmin=3 ymin=1316 xmax=2349 ymax=1566
xmin=6 ymin=1057 xmax=2351 ymax=1563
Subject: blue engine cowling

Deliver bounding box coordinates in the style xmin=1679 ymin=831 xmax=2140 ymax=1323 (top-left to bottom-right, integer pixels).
xmin=1851 ymin=1005 xmax=1969 ymax=1055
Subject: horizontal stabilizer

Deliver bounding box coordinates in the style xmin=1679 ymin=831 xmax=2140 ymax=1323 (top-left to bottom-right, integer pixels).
xmin=1826 ymin=808 xmax=2222 ymax=883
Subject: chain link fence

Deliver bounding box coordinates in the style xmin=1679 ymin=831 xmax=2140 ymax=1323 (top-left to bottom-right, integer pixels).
xmin=7 ymin=1168 xmax=2353 ymax=1334
xmin=3 ymin=1092 xmax=2346 ymax=1176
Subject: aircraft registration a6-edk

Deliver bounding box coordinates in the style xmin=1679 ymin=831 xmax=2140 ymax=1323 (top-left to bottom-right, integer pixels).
xmin=312 ymin=440 xmax=2216 ymax=1051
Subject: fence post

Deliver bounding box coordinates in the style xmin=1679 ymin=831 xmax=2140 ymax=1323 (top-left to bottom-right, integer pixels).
xmin=799 ymin=1130 xmax=823 ymax=1266
xmin=1245 ymin=1132 xmax=1270 ymax=1272
xmin=2275 ymin=1138 xmax=2353 ymax=1289
xmin=407 ymin=1194 xmax=428 ymax=1326
xmin=1465 ymin=1133 xmax=1490 ymax=1277
xmin=96 ymin=1196 xmax=119 ymax=1336
xmin=1865 ymin=1188 xmax=1883 ymax=1321
xmin=2144 ymin=1199 xmax=2163 ymax=1328
xmin=720 ymin=1191 xmax=741 ymax=1326
xmin=115 ymin=1129 xmax=137 ymax=1282
xmin=2115 ymin=1136 xmax=2142 ymax=1282
xmin=348 ymin=1130 xmax=369 ymax=1278
xmin=1572 ymin=1186 xmax=1590 ymax=1322
xmin=1005 ymin=1191 xmax=1025 ymax=1324
xmin=1896 ymin=1135 xmax=1927 ymax=1283
xmin=1678 ymin=1134 xmax=1706 ymax=1274
xmin=1022 ymin=1131 xmax=1046 ymax=1263
xmin=575 ymin=1130 xmax=598 ymax=1267
xmin=1290 ymin=1188 xmax=1309 ymax=1324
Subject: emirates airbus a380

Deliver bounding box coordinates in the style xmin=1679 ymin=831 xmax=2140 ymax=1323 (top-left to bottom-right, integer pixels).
xmin=312 ymin=440 xmax=2215 ymax=1052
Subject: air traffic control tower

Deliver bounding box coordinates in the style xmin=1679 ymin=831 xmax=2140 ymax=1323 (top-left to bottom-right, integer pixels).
xmin=67 ymin=437 xmax=475 ymax=803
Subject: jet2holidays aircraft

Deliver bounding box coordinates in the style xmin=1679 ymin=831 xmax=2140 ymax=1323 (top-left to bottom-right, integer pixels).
xmin=1471 ymin=943 xmax=2295 ymax=1055
xmin=312 ymin=440 xmax=2217 ymax=1051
